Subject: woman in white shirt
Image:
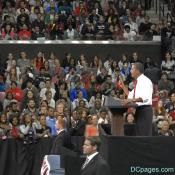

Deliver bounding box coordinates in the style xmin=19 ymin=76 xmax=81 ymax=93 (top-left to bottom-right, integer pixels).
xmin=161 ymin=52 xmax=175 ymax=76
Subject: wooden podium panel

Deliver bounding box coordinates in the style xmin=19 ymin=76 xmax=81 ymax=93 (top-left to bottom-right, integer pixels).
xmin=105 ymin=97 xmax=137 ymax=136
xmin=111 ymin=114 xmax=124 ymax=136
xmin=110 ymin=108 xmax=128 ymax=136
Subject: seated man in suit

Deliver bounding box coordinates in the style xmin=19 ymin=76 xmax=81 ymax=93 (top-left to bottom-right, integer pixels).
xmin=69 ymin=110 xmax=86 ymax=136
xmin=81 ymin=137 xmax=110 ymax=175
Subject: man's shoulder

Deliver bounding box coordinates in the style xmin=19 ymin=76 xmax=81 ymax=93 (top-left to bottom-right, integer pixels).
xmin=40 ymin=88 xmax=46 ymax=92
xmin=94 ymin=154 xmax=107 ymax=164
xmin=54 ymin=131 xmax=65 ymax=141
xmin=59 ymin=130 xmax=71 ymax=138
xmin=80 ymin=88 xmax=86 ymax=92
xmin=70 ymin=88 xmax=76 ymax=92
xmin=142 ymin=74 xmax=152 ymax=84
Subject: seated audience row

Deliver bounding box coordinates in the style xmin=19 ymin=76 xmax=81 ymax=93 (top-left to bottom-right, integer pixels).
xmin=0 ymin=0 xmax=170 ymax=41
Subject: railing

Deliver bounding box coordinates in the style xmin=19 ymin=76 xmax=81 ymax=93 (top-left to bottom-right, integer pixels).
xmin=154 ymin=0 xmax=172 ymax=20
xmin=155 ymin=0 xmax=158 ymax=14
xmin=167 ymin=12 xmax=173 ymax=22
xmin=158 ymin=0 xmax=173 ymax=22
xmin=0 ymin=40 xmax=161 ymax=45
xmin=159 ymin=0 xmax=165 ymax=19
xmin=146 ymin=0 xmax=167 ymax=20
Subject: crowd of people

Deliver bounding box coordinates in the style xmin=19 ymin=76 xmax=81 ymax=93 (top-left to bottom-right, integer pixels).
xmin=0 ymin=0 xmax=175 ymax=141
xmin=0 ymin=49 xmax=175 ymax=142
xmin=0 ymin=0 xmax=174 ymax=41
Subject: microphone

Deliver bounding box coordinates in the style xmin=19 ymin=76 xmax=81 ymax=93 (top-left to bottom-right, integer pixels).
xmin=118 ymin=75 xmax=129 ymax=96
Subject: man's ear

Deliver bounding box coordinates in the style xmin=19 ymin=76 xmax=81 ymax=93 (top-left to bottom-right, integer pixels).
xmin=92 ymin=145 xmax=97 ymax=151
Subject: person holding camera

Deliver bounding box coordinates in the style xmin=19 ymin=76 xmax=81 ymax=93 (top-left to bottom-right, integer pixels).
xmin=19 ymin=113 xmax=39 ymax=174
xmin=36 ymin=114 xmax=51 ymax=138
xmin=19 ymin=113 xmax=37 ymax=144
xmin=0 ymin=112 xmax=11 ymax=139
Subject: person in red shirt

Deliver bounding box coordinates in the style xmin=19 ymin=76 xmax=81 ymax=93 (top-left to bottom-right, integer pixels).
xmin=1 ymin=25 xmax=16 ymax=40
xmin=74 ymin=1 xmax=87 ymax=16
xmin=113 ymin=24 xmax=124 ymax=40
xmin=18 ymin=24 xmax=31 ymax=40
xmin=85 ymin=114 xmax=99 ymax=137
xmin=33 ymin=51 xmax=45 ymax=72
xmin=10 ymin=116 xmax=21 ymax=138
xmin=6 ymin=81 xmax=23 ymax=102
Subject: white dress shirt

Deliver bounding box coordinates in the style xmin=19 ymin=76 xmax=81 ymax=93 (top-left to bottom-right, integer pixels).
xmin=128 ymin=74 xmax=153 ymax=106
xmin=40 ymin=88 xmax=56 ymax=100
xmin=81 ymin=152 xmax=99 ymax=169
xmin=87 ymin=152 xmax=98 ymax=161
xmin=98 ymin=118 xmax=109 ymax=124
xmin=57 ymin=129 xmax=65 ymax=135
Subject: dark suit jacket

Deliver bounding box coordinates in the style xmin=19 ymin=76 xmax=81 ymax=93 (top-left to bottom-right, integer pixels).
xmin=81 ymin=153 xmax=110 ymax=175
xmin=50 ymin=130 xmax=77 ymax=169
xmin=50 ymin=130 xmax=76 ymax=156
xmin=69 ymin=119 xmax=86 ymax=136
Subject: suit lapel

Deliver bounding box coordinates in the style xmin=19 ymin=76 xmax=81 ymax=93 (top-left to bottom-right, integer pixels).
xmin=53 ymin=130 xmax=65 ymax=147
xmin=81 ymin=154 xmax=98 ymax=171
xmin=57 ymin=129 xmax=66 ymax=135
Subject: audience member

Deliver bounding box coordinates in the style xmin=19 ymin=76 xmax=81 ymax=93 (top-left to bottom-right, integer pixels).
xmin=36 ymin=114 xmax=51 ymax=138
xmin=9 ymin=115 xmax=21 ymax=138
xmin=158 ymin=72 xmax=174 ymax=92
xmin=70 ymin=110 xmax=86 ymax=136
xmin=46 ymin=106 xmax=57 ymax=136
xmin=0 ymin=112 xmax=11 ymax=139
xmin=125 ymin=112 xmax=135 ymax=124
xmin=158 ymin=120 xmax=174 ymax=136
xmin=85 ymin=114 xmax=99 ymax=137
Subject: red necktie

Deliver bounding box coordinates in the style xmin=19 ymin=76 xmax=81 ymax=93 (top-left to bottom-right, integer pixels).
xmin=133 ymin=80 xmax=137 ymax=99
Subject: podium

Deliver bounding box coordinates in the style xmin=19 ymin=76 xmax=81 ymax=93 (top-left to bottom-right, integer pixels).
xmin=105 ymin=97 xmax=137 ymax=136
xmin=41 ymin=155 xmax=65 ymax=175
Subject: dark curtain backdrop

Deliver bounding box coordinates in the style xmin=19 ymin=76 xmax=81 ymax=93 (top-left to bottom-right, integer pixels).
xmin=100 ymin=135 xmax=175 ymax=175
xmin=0 ymin=137 xmax=83 ymax=175
xmin=0 ymin=138 xmax=53 ymax=175
xmin=1 ymin=135 xmax=175 ymax=175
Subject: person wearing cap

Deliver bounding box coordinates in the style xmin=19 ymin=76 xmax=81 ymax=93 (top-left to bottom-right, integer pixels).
xmin=8 ymin=100 xmax=20 ymax=121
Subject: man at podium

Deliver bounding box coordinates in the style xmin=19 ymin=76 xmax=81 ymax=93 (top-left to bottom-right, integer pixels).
xmin=124 ymin=62 xmax=153 ymax=136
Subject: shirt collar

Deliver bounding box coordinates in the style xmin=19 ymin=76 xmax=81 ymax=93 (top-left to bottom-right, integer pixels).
xmin=27 ymin=88 xmax=31 ymax=90
xmin=47 ymin=117 xmax=56 ymax=121
xmin=57 ymin=129 xmax=65 ymax=135
xmin=136 ymin=73 xmax=144 ymax=81
xmin=87 ymin=152 xmax=99 ymax=162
